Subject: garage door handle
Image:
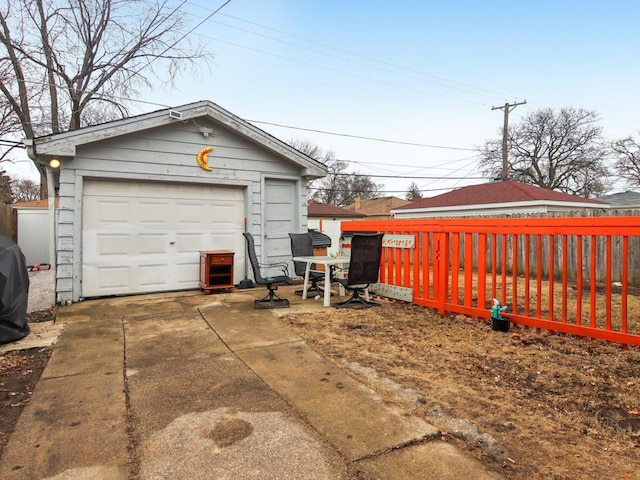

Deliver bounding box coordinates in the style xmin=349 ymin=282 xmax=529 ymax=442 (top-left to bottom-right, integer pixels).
xmin=170 ymin=241 xmax=175 ymax=245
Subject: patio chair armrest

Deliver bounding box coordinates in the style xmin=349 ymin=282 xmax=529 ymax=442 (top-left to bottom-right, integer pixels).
xmin=259 ymin=261 xmax=289 ymax=277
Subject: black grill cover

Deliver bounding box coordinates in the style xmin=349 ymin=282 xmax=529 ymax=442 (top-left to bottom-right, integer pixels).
xmin=0 ymin=235 xmax=30 ymax=344
xmin=308 ymin=229 xmax=332 ymax=248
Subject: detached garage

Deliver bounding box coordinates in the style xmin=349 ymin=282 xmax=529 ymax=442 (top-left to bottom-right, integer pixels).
xmin=25 ymin=100 xmax=327 ymax=304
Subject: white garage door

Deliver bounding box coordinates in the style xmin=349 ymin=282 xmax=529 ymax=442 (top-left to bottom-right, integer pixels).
xmin=82 ymin=180 xmax=245 ymax=297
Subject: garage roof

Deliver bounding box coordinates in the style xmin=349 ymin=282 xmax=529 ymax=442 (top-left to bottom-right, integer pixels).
xmin=25 ymin=100 xmax=328 ymax=178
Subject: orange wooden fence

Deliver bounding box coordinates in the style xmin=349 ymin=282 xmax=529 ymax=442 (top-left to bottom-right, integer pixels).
xmin=341 ymin=217 xmax=640 ymax=347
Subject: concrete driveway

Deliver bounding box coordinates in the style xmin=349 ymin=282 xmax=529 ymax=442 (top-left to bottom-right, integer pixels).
xmin=1 ymin=286 xmax=502 ymax=479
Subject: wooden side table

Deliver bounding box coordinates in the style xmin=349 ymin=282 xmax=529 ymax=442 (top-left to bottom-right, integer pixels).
xmin=199 ymin=250 xmax=234 ymax=293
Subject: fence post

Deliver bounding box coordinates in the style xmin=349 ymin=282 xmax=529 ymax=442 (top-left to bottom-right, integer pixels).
xmin=434 ymin=232 xmax=449 ymax=314
xmin=0 ymin=204 xmax=15 ymax=239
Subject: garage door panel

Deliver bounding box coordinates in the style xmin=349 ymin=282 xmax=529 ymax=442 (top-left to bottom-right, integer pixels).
xmin=174 ymin=233 xmax=204 ymax=252
xmin=138 ymin=264 xmax=170 ymax=287
xmin=94 ymin=200 xmax=131 ymax=225
xmin=83 ymin=180 xmax=245 ymax=297
xmin=95 ymin=233 xmax=169 ymax=256
xmin=175 ymin=262 xmax=199 ymax=285
xmin=139 ymin=201 xmax=171 ymax=224
xmin=175 ymin=201 xmax=205 ymax=224
xmin=96 ymin=266 xmax=130 ymax=289
xmin=138 ymin=234 xmax=170 ymax=255
xmin=206 ymin=232 xmax=236 ymax=248
xmin=97 ymin=234 xmax=132 ymax=255
xmin=203 ymin=203 xmax=242 ymax=222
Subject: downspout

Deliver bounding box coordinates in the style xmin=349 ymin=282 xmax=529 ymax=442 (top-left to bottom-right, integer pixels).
xmin=45 ymin=166 xmax=56 ymax=268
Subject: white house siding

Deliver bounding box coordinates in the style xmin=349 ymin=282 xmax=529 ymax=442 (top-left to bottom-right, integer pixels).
xmin=54 ymin=116 xmax=309 ymax=303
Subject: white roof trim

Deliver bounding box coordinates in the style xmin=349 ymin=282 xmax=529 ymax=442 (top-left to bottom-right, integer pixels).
xmin=26 ymin=100 xmax=327 ymax=177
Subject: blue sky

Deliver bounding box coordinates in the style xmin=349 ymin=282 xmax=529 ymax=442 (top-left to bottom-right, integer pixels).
xmin=9 ymin=0 xmax=640 ymax=196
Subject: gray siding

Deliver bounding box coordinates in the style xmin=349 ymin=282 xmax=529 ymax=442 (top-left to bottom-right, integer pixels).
xmin=54 ymin=117 xmax=310 ymax=303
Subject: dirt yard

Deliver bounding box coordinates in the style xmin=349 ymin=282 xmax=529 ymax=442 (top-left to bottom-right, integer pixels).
xmin=2 ymin=303 xmax=639 ymax=479
xmin=0 ymin=308 xmax=54 ymax=460
xmin=284 ymin=301 xmax=640 ymax=480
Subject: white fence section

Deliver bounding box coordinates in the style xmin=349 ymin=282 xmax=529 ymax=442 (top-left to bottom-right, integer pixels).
xmin=307 ymin=219 xmax=342 ymax=256
xmin=15 ymin=207 xmax=51 ymax=266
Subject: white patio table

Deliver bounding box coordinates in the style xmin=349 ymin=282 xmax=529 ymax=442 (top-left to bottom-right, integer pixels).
xmin=292 ymin=255 xmax=350 ymax=307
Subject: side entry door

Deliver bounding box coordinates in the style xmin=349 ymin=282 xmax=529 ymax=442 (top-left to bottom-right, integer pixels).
xmin=264 ymin=178 xmax=298 ymax=267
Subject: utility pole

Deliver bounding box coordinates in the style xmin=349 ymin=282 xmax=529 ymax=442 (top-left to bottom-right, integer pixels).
xmin=491 ymin=100 xmax=526 ymax=181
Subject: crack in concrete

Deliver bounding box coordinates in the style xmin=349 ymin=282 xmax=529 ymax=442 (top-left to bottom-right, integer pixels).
xmin=349 ymin=431 xmax=442 ymax=463
xmin=121 ymin=318 xmax=141 ymax=480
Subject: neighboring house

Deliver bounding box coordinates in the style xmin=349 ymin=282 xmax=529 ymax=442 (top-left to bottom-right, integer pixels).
xmin=307 ymin=200 xmax=365 ymax=255
xmin=597 ymin=191 xmax=640 ymax=209
xmin=11 ymin=199 xmax=59 ymax=266
xmin=391 ymin=181 xmax=609 ymax=218
xmin=25 ymin=100 xmax=327 ymax=304
xmin=343 ymin=196 xmax=411 ymax=219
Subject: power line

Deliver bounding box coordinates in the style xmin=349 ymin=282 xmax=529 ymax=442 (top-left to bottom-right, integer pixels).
xmin=337 ymin=155 xmax=481 ymax=170
xmin=0 ymin=140 xmax=25 ymax=148
xmin=185 ymin=2 xmax=499 ymax=104
xmin=349 ymin=161 xmax=481 ymax=178
xmin=421 ymin=156 xmax=487 ymax=191
xmin=13 ymin=80 xmax=483 ymax=155
xmin=201 ymin=35 xmax=490 ymax=106
xmin=159 ymin=0 xmax=233 ymax=58
xmin=10 ymin=79 xmax=485 ymax=156
xmin=349 ymin=154 xmax=483 ymax=177
xmin=248 ymin=120 xmax=478 ymax=151
xmin=204 ymin=18 xmax=511 ymax=103
xmin=332 ymin=173 xmax=485 ymax=180
xmin=312 ymin=183 xmax=483 ymax=195
xmin=210 ymin=9 xmax=522 ymax=101
xmin=104 ymin=0 xmax=233 ymax=96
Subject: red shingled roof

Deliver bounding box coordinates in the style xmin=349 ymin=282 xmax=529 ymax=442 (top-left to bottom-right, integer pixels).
xmin=307 ymin=200 xmax=365 ymax=218
xmin=395 ymin=181 xmax=607 ymax=210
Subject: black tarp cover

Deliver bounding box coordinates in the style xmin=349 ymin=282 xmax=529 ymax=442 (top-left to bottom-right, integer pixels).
xmin=0 ymin=235 xmax=30 ymax=344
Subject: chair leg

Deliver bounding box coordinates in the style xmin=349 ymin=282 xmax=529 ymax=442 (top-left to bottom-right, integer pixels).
xmin=254 ymin=285 xmax=290 ymax=309
xmin=333 ymin=289 xmax=379 ymax=309
xmin=295 ymin=282 xmax=321 ymax=297
xmin=295 ymin=280 xmax=332 ymax=297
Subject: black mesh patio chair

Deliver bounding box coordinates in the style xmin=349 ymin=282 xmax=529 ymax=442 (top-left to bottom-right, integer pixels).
xmin=288 ymin=232 xmax=328 ymax=297
xmin=243 ymin=232 xmax=292 ymax=309
xmin=332 ymin=233 xmax=384 ymax=309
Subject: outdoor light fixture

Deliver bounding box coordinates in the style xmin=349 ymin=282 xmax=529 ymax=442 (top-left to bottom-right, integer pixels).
xmin=49 ymin=158 xmax=61 ymax=169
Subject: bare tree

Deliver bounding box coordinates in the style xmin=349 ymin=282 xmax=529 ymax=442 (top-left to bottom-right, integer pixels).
xmin=0 ymin=170 xmax=12 ymax=203
xmin=405 ymin=181 xmax=422 ymax=200
xmin=0 ymin=0 xmax=211 ymax=140
xmin=11 ymin=176 xmax=40 ymax=202
xmin=479 ymin=107 xmax=612 ymax=198
xmin=612 ymin=133 xmax=640 ymax=188
xmin=331 ymin=171 xmax=384 ymax=207
xmin=289 ymin=138 xmax=384 ymax=207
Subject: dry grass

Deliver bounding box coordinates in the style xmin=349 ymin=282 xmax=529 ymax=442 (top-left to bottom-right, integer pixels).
xmin=419 ymin=271 xmax=640 ymax=335
xmin=284 ymin=301 xmax=640 ymax=480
